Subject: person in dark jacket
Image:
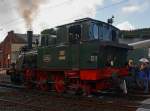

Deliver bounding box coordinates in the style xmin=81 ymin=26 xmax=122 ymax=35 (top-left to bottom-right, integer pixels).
xmin=139 ymin=60 xmax=150 ymax=93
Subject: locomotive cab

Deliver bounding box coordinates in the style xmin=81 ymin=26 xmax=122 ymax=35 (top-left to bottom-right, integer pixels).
xmin=38 ymin=18 xmax=130 ymax=79
xmin=67 ymin=18 xmax=120 ymax=43
xmin=41 ymin=18 xmax=120 ymax=46
xmin=39 ymin=18 xmax=130 ymax=71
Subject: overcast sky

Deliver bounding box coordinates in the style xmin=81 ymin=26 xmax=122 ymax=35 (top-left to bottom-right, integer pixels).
xmin=0 ymin=0 xmax=150 ymax=42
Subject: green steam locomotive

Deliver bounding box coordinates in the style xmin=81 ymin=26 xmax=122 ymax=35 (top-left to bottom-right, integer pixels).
xmin=8 ymin=18 xmax=131 ymax=95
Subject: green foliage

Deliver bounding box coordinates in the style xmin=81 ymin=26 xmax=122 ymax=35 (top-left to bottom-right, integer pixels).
xmin=41 ymin=28 xmax=56 ymax=35
xmin=121 ymin=28 xmax=150 ymax=38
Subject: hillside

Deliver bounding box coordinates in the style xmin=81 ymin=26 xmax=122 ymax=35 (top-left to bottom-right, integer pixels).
xmin=121 ymin=28 xmax=150 ymax=38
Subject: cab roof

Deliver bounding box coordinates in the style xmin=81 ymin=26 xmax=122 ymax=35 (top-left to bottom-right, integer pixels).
xmin=57 ymin=17 xmax=120 ymax=30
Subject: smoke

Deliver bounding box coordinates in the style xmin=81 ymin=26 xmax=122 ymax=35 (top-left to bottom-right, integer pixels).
xmin=17 ymin=0 xmax=46 ymax=30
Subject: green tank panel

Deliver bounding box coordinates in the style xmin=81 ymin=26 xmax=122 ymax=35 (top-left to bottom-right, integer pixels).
xmin=68 ymin=44 xmax=80 ymax=69
xmin=79 ymin=41 xmax=128 ymax=69
xmin=79 ymin=42 xmax=99 ymax=69
xmin=37 ymin=45 xmax=70 ymax=69
xmin=56 ymin=26 xmax=68 ymax=44
xmin=37 ymin=42 xmax=100 ymax=70
xmin=37 ymin=41 xmax=128 ymax=70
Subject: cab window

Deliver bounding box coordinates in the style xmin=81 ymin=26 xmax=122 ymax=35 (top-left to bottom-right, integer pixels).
xmin=93 ymin=24 xmax=98 ymax=39
xmin=112 ymin=30 xmax=117 ymax=41
xmin=68 ymin=25 xmax=81 ymax=43
xmin=99 ymin=25 xmax=103 ymax=40
xmin=103 ymin=24 xmax=111 ymax=41
xmin=89 ymin=23 xmax=98 ymax=40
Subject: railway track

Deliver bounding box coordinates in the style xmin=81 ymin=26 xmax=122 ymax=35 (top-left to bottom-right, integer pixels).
xmin=0 ymin=94 xmax=139 ymax=111
xmin=0 ymin=77 xmax=147 ymax=110
xmin=0 ymin=82 xmax=150 ymax=111
xmin=0 ymin=98 xmax=47 ymax=111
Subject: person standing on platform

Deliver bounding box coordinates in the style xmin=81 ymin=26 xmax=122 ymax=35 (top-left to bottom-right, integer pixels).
xmin=139 ymin=58 xmax=150 ymax=93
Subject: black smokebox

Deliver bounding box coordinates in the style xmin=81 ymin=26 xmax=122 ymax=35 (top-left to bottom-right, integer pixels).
xmin=27 ymin=31 xmax=33 ymax=49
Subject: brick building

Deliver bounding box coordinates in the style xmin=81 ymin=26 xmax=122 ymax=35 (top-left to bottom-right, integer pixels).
xmin=0 ymin=31 xmax=40 ymax=68
xmin=0 ymin=43 xmax=3 ymax=68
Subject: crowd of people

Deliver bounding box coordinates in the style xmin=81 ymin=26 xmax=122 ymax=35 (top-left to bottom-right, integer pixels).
xmin=128 ymin=58 xmax=150 ymax=93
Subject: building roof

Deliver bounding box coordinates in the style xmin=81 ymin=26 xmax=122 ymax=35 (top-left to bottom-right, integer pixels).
xmin=2 ymin=31 xmax=40 ymax=44
xmin=0 ymin=42 xmax=3 ymax=49
xmin=0 ymin=31 xmax=40 ymax=53
xmin=119 ymin=38 xmax=150 ymax=44
xmin=128 ymin=39 xmax=150 ymax=49
xmin=13 ymin=35 xmax=27 ymax=44
xmin=15 ymin=33 xmax=40 ymax=44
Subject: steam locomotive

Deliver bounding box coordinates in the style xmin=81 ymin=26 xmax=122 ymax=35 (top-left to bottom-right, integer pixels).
xmin=8 ymin=18 xmax=131 ymax=95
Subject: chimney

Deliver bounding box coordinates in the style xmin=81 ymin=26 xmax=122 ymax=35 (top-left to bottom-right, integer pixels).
xmin=27 ymin=31 xmax=33 ymax=49
xmin=8 ymin=30 xmax=14 ymax=36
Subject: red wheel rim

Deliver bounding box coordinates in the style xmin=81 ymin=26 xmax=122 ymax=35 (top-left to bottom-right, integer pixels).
xmin=37 ymin=71 xmax=48 ymax=91
xmin=55 ymin=76 xmax=64 ymax=93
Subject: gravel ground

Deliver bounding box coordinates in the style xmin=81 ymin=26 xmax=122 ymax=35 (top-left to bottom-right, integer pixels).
xmin=0 ymin=87 xmax=143 ymax=111
xmin=0 ymin=72 xmax=149 ymax=111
